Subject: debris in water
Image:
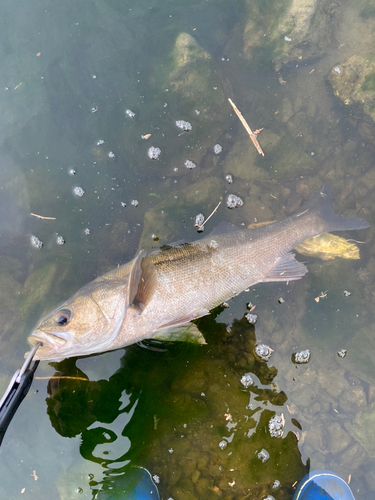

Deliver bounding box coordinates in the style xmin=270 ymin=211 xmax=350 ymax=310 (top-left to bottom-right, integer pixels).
xmin=334 ymin=66 xmax=341 ymax=74
xmin=142 ymin=134 xmax=151 ymax=140
xmin=214 ymin=144 xmax=222 ymax=154
xmin=96 ymin=139 xmax=105 ymax=146
xmin=73 ymin=186 xmax=85 ymax=197
xmin=31 ymin=235 xmax=43 ymax=249
xmin=257 ymin=449 xmax=270 ymax=463
xmin=209 ymin=240 xmax=218 ymax=249
xmin=284 ymin=35 xmax=292 ymax=41
xmin=225 ymin=174 xmax=233 ymax=184
xmin=228 ymin=98 xmax=264 ymax=156
xmin=268 ymin=414 xmax=285 ymax=438
xmin=125 ymin=109 xmax=135 ymax=118
xmin=218 ymin=440 xmax=227 ymax=450
xmin=131 ymin=199 xmax=139 ymax=207
xmin=315 ymin=290 xmax=328 ymax=302
xmin=152 ymin=234 xmax=159 ymax=241
xmin=152 ymin=475 xmax=160 ymax=484
xmin=176 ymin=120 xmax=192 ymax=131
xmin=121 ymin=202 xmax=126 ymax=207
xmin=184 ymin=160 xmax=196 ymax=169
xmin=264 ymin=496 xmax=275 ymax=500
xmin=148 ymin=146 xmax=161 ymax=160
xmin=245 ymin=313 xmax=258 ymax=325
xmin=254 ymin=343 xmax=273 ymax=361
xmin=240 ymin=373 xmax=254 ymax=388
xmin=68 ymin=168 xmax=76 ymax=176
xmin=83 ymin=228 xmax=90 ymax=235
xmin=295 ymin=233 xmax=361 ymax=260
xmin=272 ymin=480 xmax=281 ymax=489
xmin=194 ymin=202 xmax=221 ymax=231
xmin=338 ymin=349 xmax=347 ymax=358
xmin=226 ymin=194 xmax=243 ymax=209
xmin=293 ymin=349 xmax=311 ymax=364
xmin=30 ymin=213 xmax=56 ymax=220
xmin=56 ymin=235 xmax=65 ymax=245
xmin=108 ymin=151 xmax=115 ymax=159
xmin=195 ymin=213 xmax=205 ymax=227
xmin=278 ymin=297 xmax=285 ymax=304
xmin=343 ymin=290 xmax=351 ymax=297
xmin=194 ymin=109 xmax=200 ymax=115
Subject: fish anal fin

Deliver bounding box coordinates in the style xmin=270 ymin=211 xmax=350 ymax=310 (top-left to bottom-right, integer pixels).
xmin=262 ymin=252 xmax=308 ymax=282
xmin=128 ymin=251 xmax=157 ymax=311
xmin=153 ymin=323 xmax=207 ymax=345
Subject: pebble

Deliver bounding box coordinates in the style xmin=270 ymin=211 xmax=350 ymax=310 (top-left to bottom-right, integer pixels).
xmin=125 ymin=109 xmax=135 ymax=118
xmin=176 ymin=120 xmax=192 ymax=131
xmin=56 ymin=235 xmax=65 ymax=245
xmin=184 ymin=160 xmax=196 ymax=169
xmin=225 ymin=174 xmax=233 ymax=184
xmin=148 ymin=147 xmax=161 ymax=160
xmin=214 ymin=144 xmax=222 ymax=154
xmin=254 ymin=343 xmax=273 ymax=361
xmin=245 ymin=313 xmax=258 ymax=325
xmin=226 ymin=194 xmax=243 ymax=209
xmin=240 ymin=373 xmax=254 ymax=388
xmin=257 ymin=448 xmax=270 ymax=463
xmin=73 ymin=186 xmax=85 ymax=197
xmin=268 ymin=414 xmax=285 ymax=438
xmin=30 ymin=235 xmax=43 ymax=249
xmin=293 ymin=349 xmax=311 ymax=364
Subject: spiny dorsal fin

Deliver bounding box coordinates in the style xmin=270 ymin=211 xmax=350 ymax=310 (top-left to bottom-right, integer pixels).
xmin=262 ymin=252 xmax=308 ymax=282
xmin=128 ymin=251 xmax=157 ymax=312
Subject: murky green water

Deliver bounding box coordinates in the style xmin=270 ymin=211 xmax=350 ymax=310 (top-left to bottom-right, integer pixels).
xmin=1 ymin=0 xmax=375 ymax=498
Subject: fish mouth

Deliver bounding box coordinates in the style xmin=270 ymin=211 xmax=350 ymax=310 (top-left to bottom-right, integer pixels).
xmin=27 ymin=330 xmax=72 ymax=360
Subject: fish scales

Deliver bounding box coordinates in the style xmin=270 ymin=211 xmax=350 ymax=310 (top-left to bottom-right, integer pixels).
xmin=27 ymin=187 xmax=370 ymax=360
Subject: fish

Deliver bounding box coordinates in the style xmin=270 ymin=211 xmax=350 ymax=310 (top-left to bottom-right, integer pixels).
xmin=27 ymin=186 xmax=369 ymax=361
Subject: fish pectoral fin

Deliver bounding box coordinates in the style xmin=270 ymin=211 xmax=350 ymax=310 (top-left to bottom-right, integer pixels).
xmin=262 ymin=252 xmax=308 ymax=282
xmin=153 ymin=323 xmax=207 ymax=345
xmin=128 ymin=250 xmax=157 ymax=312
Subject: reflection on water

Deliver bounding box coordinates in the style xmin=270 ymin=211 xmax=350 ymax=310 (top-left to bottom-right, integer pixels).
xmin=0 ymin=0 xmax=375 ymax=498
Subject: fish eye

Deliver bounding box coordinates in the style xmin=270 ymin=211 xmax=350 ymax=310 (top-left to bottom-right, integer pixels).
xmin=55 ymin=309 xmax=72 ymax=326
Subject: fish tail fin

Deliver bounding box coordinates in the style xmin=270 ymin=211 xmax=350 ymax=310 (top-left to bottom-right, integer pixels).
xmin=299 ymin=185 xmax=370 ymax=232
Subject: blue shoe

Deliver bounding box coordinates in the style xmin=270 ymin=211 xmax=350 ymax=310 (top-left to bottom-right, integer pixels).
xmin=294 ymin=470 xmax=355 ymax=500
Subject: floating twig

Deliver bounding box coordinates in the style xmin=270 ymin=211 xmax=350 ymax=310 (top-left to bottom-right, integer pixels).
xmin=35 ymin=376 xmax=89 ymax=381
xmin=228 ymin=98 xmax=264 ymax=156
xmin=195 ymin=201 xmax=221 ymax=230
xmin=31 ymin=213 xmax=56 ymax=220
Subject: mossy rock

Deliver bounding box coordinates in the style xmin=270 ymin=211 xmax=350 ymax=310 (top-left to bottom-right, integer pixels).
xmin=329 ymin=55 xmax=375 ymax=124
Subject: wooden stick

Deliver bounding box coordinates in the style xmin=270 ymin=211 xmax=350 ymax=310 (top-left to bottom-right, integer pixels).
xmin=228 ymin=98 xmax=264 ymax=156
xmin=31 ymin=213 xmax=56 ymax=220
xmin=35 ymin=376 xmax=89 ymax=381
xmin=195 ymin=201 xmax=221 ymax=229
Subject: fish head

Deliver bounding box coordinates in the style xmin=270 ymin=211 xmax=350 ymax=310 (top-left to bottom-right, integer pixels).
xmin=28 ymin=279 xmax=128 ymax=361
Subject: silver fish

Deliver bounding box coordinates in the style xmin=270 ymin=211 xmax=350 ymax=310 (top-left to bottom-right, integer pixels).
xmin=27 ymin=187 xmax=369 ymax=360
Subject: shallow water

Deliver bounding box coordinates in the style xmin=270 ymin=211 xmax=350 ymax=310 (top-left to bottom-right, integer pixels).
xmin=1 ymin=0 xmax=375 ymax=498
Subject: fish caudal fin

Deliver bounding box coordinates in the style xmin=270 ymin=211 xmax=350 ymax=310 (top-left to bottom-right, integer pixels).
xmin=298 ymin=186 xmax=370 ymax=233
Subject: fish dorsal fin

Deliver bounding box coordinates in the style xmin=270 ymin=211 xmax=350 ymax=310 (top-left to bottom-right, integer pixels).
xmin=153 ymin=322 xmax=207 ymax=345
xmin=128 ymin=250 xmax=157 ymax=312
xmin=262 ymin=252 xmax=308 ymax=282
xmin=208 ymin=221 xmax=239 ymax=237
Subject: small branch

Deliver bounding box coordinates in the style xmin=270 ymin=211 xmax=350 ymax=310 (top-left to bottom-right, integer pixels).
xmin=195 ymin=201 xmax=221 ymax=230
xmin=228 ymin=98 xmax=264 ymax=156
xmin=35 ymin=376 xmax=89 ymax=381
xmin=31 ymin=213 xmax=56 ymax=220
